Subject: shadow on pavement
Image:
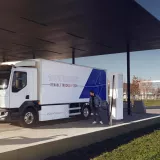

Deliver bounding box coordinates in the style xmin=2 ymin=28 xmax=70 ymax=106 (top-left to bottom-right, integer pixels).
xmin=32 ymin=112 xmax=159 ymax=130
xmin=7 ymin=112 xmax=159 ymax=131
xmin=0 ymin=134 xmax=67 ymax=145
xmin=45 ymin=124 xmax=160 ymax=160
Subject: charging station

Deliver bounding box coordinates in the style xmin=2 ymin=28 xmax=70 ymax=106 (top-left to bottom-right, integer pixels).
xmin=109 ymin=73 xmax=123 ymax=120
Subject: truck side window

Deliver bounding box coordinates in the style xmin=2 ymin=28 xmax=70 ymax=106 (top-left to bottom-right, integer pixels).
xmin=12 ymin=71 xmax=27 ymax=92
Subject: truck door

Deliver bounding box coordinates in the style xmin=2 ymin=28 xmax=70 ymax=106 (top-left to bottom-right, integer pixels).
xmin=9 ymin=67 xmax=37 ymax=108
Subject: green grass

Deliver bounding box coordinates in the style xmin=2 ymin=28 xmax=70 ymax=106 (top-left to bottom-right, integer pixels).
xmin=143 ymin=100 xmax=160 ymax=107
xmin=93 ymin=130 xmax=160 ymax=160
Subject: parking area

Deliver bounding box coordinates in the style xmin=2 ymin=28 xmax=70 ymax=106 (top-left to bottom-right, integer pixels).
xmin=0 ymin=117 xmax=82 ymax=133
xmin=0 ymin=108 xmax=160 ymax=160
xmin=0 ymin=123 xmax=21 ymax=133
xmin=0 ymin=107 xmax=159 ymax=133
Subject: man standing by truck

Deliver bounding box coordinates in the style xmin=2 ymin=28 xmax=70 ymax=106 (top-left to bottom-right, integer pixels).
xmin=89 ymin=90 xmax=103 ymax=124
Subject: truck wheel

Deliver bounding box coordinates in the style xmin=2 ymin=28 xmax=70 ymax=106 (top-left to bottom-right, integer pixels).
xmin=81 ymin=105 xmax=91 ymax=119
xmin=20 ymin=108 xmax=38 ymax=128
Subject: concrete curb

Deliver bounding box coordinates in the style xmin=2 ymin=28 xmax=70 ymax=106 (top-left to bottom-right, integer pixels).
xmin=1 ymin=116 xmax=160 ymax=160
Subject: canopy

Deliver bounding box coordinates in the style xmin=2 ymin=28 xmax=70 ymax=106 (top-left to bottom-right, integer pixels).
xmin=0 ymin=0 xmax=159 ymax=62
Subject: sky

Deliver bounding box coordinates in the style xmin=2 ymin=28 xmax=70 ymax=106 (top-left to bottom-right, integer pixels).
xmin=136 ymin=0 xmax=160 ymax=21
xmin=60 ymin=49 xmax=160 ymax=82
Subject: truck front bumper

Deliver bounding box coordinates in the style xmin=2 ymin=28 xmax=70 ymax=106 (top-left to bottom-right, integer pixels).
xmin=0 ymin=108 xmax=19 ymax=122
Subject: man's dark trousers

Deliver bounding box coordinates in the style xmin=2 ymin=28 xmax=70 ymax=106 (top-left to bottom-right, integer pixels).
xmin=92 ymin=107 xmax=101 ymax=122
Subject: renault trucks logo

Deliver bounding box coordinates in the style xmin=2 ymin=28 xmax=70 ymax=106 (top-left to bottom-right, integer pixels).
xmin=49 ymin=83 xmax=77 ymax=88
xmin=48 ymin=74 xmax=79 ymax=83
xmin=47 ymin=74 xmax=79 ymax=88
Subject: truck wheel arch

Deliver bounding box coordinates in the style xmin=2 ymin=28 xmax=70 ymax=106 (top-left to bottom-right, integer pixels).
xmin=19 ymin=101 xmax=40 ymax=127
xmin=19 ymin=101 xmax=40 ymax=115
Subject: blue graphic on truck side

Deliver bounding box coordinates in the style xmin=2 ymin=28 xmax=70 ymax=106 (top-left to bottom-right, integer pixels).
xmin=79 ymin=69 xmax=106 ymax=100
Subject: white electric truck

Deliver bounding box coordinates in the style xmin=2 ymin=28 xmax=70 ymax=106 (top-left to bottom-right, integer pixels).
xmin=0 ymin=59 xmax=108 ymax=127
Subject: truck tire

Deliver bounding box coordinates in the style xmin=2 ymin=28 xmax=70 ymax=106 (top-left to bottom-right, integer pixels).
xmin=20 ymin=108 xmax=38 ymax=128
xmin=81 ymin=105 xmax=91 ymax=119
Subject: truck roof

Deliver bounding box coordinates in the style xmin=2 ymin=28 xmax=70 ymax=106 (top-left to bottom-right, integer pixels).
xmin=0 ymin=59 xmax=36 ymax=67
xmin=0 ymin=58 xmax=107 ymax=71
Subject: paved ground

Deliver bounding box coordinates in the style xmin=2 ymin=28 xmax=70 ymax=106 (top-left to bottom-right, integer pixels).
xmin=146 ymin=106 xmax=160 ymax=114
xmin=47 ymin=123 xmax=160 ymax=160
xmin=0 ymin=117 xmax=82 ymax=133
xmin=0 ymin=107 xmax=159 ymax=133
xmin=0 ymin=107 xmax=159 ymax=155
xmin=46 ymin=107 xmax=160 ymax=160
xmin=0 ymin=122 xmax=21 ymax=133
xmin=0 ymin=109 xmax=159 ymax=153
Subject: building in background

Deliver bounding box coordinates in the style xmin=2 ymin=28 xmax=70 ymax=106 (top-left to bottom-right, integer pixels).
xmin=140 ymin=81 xmax=160 ymax=100
xmin=123 ymin=81 xmax=160 ymax=100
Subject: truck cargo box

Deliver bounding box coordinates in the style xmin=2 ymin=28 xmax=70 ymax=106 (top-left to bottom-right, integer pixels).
xmin=37 ymin=59 xmax=107 ymax=105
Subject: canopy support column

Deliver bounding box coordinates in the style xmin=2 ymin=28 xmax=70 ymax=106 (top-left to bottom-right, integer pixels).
xmin=72 ymin=48 xmax=75 ymax=64
xmin=32 ymin=49 xmax=35 ymax=59
xmin=33 ymin=51 xmax=36 ymax=59
xmin=2 ymin=53 xmax=6 ymax=62
xmin=127 ymin=42 xmax=131 ymax=115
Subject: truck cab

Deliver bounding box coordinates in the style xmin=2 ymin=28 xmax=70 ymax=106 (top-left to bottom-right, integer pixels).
xmin=0 ymin=65 xmax=11 ymax=111
xmin=0 ymin=61 xmax=38 ymax=127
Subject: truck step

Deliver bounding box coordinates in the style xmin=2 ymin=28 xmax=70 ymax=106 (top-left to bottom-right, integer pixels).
xmin=69 ymin=107 xmax=81 ymax=111
xmin=69 ymin=112 xmax=81 ymax=116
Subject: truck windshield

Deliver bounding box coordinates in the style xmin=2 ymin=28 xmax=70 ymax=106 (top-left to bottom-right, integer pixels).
xmin=0 ymin=66 xmax=12 ymax=90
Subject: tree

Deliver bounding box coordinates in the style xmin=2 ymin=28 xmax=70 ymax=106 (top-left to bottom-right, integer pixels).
xmin=155 ymin=87 xmax=160 ymax=99
xmin=130 ymin=76 xmax=140 ymax=99
xmin=139 ymin=79 xmax=153 ymax=99
xmin=157 ymin=88 xmax=160 ymax=95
